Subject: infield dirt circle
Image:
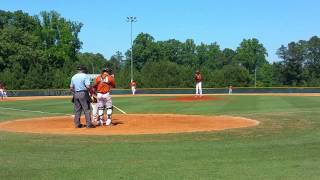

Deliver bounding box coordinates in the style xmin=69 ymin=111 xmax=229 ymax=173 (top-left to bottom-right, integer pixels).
xmin=0 ymin=114 xmax=259 ymax=135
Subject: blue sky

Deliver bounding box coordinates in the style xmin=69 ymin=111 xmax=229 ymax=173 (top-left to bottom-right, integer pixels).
xmin=1 ymin=0 xmax=319 ymax=62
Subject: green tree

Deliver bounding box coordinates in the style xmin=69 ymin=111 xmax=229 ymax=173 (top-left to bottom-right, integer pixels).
xmin=0 ymin=10 xmax=83 ymax=89
xmin=277 ymin=41 xmax=307 ymax=86
xmin=77 ymin=52 xmax=106 ymax=74
xmin=158 ymin=39 xmax=183 ymax=63
xmin=212 ymin=65 xmax=252 ymax=87
xmin=132 ymin=33 xmax=159 ymax=70
xmin=305 ymin=36 xmax=320 ymax=85
xmin=235 ymin=38 xmax=268 ymax=73
xmin=256 ymin=63 xmax=274 ymax=87
xmin=140 ymin=60 xmax=187 ymax=88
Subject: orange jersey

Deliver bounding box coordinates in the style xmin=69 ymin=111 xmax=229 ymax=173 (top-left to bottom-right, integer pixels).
xmin=195 ymin=74 xmax=202 ymax=82
xmin=94 ymin=75 xmax=115 ymax=94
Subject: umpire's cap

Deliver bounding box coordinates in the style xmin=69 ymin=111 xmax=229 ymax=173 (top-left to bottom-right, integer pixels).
xmin=77 ymin=65 xmax=87 ymax=71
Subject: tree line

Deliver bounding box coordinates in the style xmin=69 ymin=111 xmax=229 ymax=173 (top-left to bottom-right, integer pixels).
xmin=0 ymin=10 xmax=319 ymax=89
xmin=115 ymin=33 xmax=320 ymax=88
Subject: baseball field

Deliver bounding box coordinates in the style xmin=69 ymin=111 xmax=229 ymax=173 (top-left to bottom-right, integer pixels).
xmin=1 ymin=94 xmax=320 ymax=179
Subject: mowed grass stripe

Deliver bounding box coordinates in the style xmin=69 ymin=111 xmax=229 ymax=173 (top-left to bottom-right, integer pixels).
xmin=0 ymin=99 xmax=73 ymax=115
xmin=1 ymin=95 xmax=320 ymax=118
xmin=1 ymin=126 xmax=320 ymax=179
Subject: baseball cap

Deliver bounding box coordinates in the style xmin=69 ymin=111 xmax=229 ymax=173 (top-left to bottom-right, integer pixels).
xmin=77 ymin=65 xmax=87 ymax=71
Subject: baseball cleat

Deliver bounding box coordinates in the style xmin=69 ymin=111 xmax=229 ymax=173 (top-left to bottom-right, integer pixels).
xmin=99 ymin=120 xmax=103 ymax=126
xmin=106 ymin=119 xmax=112 ymax=126
xmin=86 ymin=124 xmax=96 ymax=128
xmin=76 ymin=124 xmax=84 ymax=128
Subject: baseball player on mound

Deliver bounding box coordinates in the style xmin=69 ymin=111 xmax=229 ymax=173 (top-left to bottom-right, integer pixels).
xmin=93 ymin=68 xmax=115 ymax=126
xmin=195 ymin=70 xmax=202 ymax=97
xmin=130 ymin=80 xmax=137 ymax=95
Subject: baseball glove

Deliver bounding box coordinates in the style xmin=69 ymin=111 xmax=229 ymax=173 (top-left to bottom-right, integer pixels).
xmin=91 ymin=94 xmax=97 ymax=103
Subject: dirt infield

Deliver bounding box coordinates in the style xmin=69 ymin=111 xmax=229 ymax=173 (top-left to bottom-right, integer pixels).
xmin=0 ymin=114 xmax=258 ymax=135
xmin=160 ymin=96 xmax=223 ymax=102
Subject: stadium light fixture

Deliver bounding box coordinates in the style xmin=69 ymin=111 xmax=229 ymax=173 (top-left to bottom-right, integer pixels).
xmin=127 ymin=16 xmax=137 ymax=82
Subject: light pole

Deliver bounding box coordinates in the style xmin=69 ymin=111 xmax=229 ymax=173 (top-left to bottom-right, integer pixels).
xmin=127 ymin=16 xmax=137 ymax=82
xmin=254 ymin=66 xmax=257 ymax=88
xmin=253 ymin=48 xmax=257 ymax=88
xmin=90 ymin=61 xmax=94 ymax=74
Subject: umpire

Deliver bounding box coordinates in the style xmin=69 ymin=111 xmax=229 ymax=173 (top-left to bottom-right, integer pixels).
xmin=70 ymin=65 xmax=95 ymax=128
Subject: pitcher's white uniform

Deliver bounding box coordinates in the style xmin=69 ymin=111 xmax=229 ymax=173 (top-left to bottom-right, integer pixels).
xmin=130 ymin=81 xmax=137 ymax=95
xmin=0 ymin=88 xmax=3 ymax=100
xmin=195 ymin=71 xmax=202 ymax=96
xmin=0 ymin=84 xmax=5 ymax=100
xmin=228 ymin=85 xmax=233 ymax=95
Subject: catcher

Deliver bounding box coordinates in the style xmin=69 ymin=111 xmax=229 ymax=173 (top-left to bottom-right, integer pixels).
xmin=93 ymin=68 xmax=115 ymax=126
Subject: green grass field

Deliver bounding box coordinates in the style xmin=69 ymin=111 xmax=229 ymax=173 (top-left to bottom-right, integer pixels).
xmin=1 ymin=95 xmax=320 ymax=180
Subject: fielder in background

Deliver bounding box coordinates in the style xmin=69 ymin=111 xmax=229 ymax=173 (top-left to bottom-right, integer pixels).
xmin=3 ymin=86 xmax=7 ymax=98
xmin=0 ymin=83 xmax=6 ymax=100
xmin=130 ymin=80 xmax=137 ymax=95
xmin=0 ymin=83 xmax=4 ymax=100
xmin=93 ymin=68 xmax=115 ymax=126
xmin=195 ymin=70 xmax=202 ymax=97
xmin=70 ymin=65 xmax=94 ymax=128
xmin=228 ymin=85 xmax=233 ymax=95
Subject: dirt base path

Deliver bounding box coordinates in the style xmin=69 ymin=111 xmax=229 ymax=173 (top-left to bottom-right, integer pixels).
xmin=0 ymin=114 xmax=259 ymax=135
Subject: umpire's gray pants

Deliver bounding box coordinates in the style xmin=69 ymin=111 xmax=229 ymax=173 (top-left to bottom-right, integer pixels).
xmin=73 ymin=91 xmax=92 ymax=127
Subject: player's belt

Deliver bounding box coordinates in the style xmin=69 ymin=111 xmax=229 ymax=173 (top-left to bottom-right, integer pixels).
xmin=76 ymin=90 xmax=88 ymax=93
xmin=97 ymin=92 xmax=110 ymax=94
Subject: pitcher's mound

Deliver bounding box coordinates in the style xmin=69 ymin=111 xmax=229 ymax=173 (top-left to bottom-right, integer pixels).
xmin=0 ymin=114 xmax=259 ymax=135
